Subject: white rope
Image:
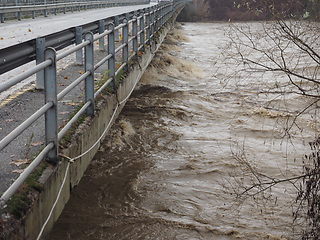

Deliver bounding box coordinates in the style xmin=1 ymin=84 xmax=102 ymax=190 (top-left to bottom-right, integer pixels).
xmin=35 ymin=40 xmax=164 ymax=240
xmin=36 ymin=162 xmax=70 ymax=240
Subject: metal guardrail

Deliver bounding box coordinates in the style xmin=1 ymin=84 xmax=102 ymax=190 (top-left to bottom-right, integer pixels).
xmin=0 ymin=3 xmax=149 ymax=73
xmin=0 ymin=0 xmax=187 ymax=203
xmin=0 ymin=0 xmax=150 ymax=22
xmin=0 ymin=0 xmax=146 ymax=6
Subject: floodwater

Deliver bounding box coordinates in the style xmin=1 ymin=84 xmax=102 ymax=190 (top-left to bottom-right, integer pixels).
xmin=46 ymin=22 xmax=318 ymax=239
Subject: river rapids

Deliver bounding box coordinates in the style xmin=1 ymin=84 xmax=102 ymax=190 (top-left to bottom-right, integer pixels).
xmin=46 ymin=22 xmax=319 ymax=240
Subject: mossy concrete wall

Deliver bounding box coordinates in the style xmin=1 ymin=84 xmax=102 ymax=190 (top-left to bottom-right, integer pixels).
xmin=17 ymin=16 xmax=178 ymax=240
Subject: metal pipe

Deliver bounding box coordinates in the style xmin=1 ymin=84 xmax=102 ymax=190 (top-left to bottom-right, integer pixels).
xmin=114 ymin=22 xmax=126 ymax=31
xmin=58 ymin=101 xmax=91 ymax=140
xmin=75 ymin=26 xmax=83 ymax=65
xmin=93 ymin=29 xmax=112 ymax=41
xmin=115 ymin=62 xmax=126 ymax=77
xmin=114 ymin=15 xmax=120 ymax=41
xmin=84 ymin=32 xmax=94 ymax=116
xmin=94 ymin=53 xmax=112 ymax=71
xmin=108 ymin=22 xmax=115 ymax=90
xmin=57 ymin=71 xmax=90 ymax=101
xmin=115 ymin=42 xmax=126 ymax=54
xmin=132 ymin=15 xmax=138 ymax=60
xmin=0 ymin=142 xmax=55 ymax=202
xmin=98 ymin=19 xmax=105 ymax=51
xmin=44 ymin=48 xmax=58 ymax=164
xmin=0 ymin=102 xmax=53 ymax=152
xmin=0 ymin=59 xmax=51 ymax=93
xmin=36 ymin=38 xmax=45 ymax=90
xmin=94 ymin=77 xmax=112 ymax=98
xmin=122 ymin=18 xmax=129 ymax=73
xmin=56 ymin=39 xmax=90 ymax=61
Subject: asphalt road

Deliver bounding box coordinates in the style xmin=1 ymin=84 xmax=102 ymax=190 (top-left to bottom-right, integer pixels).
xmin=0 ymin=2 xmax=155 ymax=196
xmin=0 ymin=3 xmax=154 ymax=49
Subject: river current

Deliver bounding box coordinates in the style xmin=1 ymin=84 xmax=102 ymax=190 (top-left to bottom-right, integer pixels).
xmin=46 ymin=22 xmax=317 ymax=239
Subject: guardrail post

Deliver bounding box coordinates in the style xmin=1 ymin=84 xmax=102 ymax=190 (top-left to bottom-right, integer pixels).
xmin=36 ymin=38 xmax=45 ymax=89
xmin=139 ymin=13 xmax=145 ymax=51
xmin=1 ymin=13 xmax=4 ymax=23
xmin=160 ymin=6 xmax=163 ymax=27
xmin=114 ymin=15 xmax=119 ymax=41
xmin=98 ymin=20 xmax=105 ymax=51
xmin=146 ymin=10 xmax=150 ymax=45
xmin=32 ymin=10 xmax=35 ymax=19
xmin=133 ymin=16 xmax=138 ymax=60
xmin=108 ymin=23 xmax=115 ymax=90
xmin=76 ymin=26 xmax=83 ymax=65
xmin=167 ymin=5 xmax=170 ymax=23
xmin=85 ymin=32 xmax=94 ymax=116
xmin=44 ymin=47 xmax=58 ymax=164
xmin=17 ymin=11 xmax=21 ymax=21
xmin=151 ymin=7 xmax=155 ymax=40
xmin=123 ymin=18 xmax=128 ymax=72
xmin=155 ymin=6 xmax=159 ymax=32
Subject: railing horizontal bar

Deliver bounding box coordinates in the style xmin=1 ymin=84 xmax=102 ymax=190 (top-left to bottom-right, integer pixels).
xmin=115 ymin=43 xmax=126 ymax=54
xmin=128 ymin=52 xmax=137 ymax=62
xmin=128 ymin=36 xmax=134 ymax=43
xmin=115 ymin=62 xmax=127 ymax=76
xmin=0 ymin=142 xmax=55 ymax=202
xmin=0 ymin=102 xmax=53 ymax=152
xmin=0 ymin=59 xmax=52 ymax=93
xmin=138 ymin=45 xmax=144 ymax=51
xmin=58 ymin=100 xmax=91 ymax=140
xmin=114 ymin=23 xmax=126 ymax=31
xmin=94 ymin=77 xmax=113 ymax=98
xmin=137 ymin=29 xmax=143 ymax=35
xmin=57 ymin=71 xmax=90 ymax=101
xmin=94 ymin=53 xmax=112 ymax=71
xmin=94 ymin=29 xmax=112 ymax=41
xmin=56 ymin=40 xmax=90 ymax=61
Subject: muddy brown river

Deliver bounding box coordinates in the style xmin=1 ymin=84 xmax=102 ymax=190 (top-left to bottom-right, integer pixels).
xmin=46 ymin=22 xmax=317 ymax=239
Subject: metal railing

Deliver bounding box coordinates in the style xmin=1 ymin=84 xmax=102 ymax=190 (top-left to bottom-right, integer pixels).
xmin=0 ymin=0 xmax=187 ymax=203
xmin=0 ymin=0 xmax=150 ymax=23
xmin=0 ymin=0 xmax=146 ymax=6
xmin=0 ymin=4 xmax=146 ymax=73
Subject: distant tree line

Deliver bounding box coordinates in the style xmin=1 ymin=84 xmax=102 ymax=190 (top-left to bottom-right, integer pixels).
xmin=178 ymin=0 xmax=320 ymax=21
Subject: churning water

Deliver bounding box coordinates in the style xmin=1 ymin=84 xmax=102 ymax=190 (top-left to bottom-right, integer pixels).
xmin=46 ymin=22 xmax=318 ymax=239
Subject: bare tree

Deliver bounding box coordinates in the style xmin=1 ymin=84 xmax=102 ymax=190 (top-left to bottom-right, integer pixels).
xmin=225 ymin=3 xmax=320 ymax=239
